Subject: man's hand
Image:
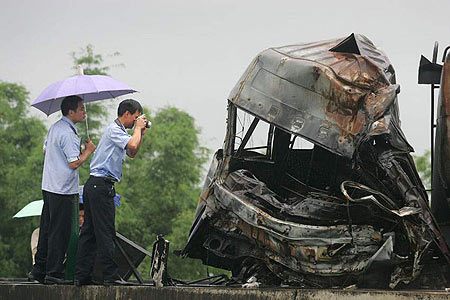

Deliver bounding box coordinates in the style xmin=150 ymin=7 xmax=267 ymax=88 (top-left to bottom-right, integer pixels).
xmin=135 ymin=115 xmax=146 ymax=131
xmin=140 ymin=115 xmax=150 ymax=135
xmin=126 ymin=115 xmax=147 ymax=158
xmin=85 ymin=138 xmax=96 ymax=154
xmin=69 ymin=138 xmax=96 ymax=169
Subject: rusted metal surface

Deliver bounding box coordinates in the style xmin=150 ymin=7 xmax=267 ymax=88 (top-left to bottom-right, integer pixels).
xmin=431 ymin=51 xmax=450 ymax=246
xmin=432 ymin=53 xmax=450 ymax=200
xmin=227 ymin=33 xmax=409 ymax=158
xmin=182 ymin=34 xmax=450 ymax=289
xmin=437 ymin=57 xmax=450 ymax=187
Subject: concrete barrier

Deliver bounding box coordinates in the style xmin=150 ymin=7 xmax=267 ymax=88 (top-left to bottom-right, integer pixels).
xmin=1 ymin=283 xmax=450 ymax=300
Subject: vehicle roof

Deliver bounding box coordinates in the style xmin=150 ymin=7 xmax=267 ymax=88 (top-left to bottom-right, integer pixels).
xmin=228 ymin=33 xmax=407 ymax=158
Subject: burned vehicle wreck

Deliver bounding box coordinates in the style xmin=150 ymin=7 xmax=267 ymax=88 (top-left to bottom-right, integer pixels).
xmin=181 ymin=34 xmax=450 ymax=289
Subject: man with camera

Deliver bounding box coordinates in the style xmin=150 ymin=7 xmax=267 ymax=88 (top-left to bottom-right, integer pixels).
xmin=75 ymin=99 xmax=148 ymax=286
xmin=29 ymin=95 xmax=96 ymax=284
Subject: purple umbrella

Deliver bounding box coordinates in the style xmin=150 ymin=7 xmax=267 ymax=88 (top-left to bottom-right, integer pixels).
xmin=32 ymin=68 xmax=137 ymax=116
xmin=31 ymin=67 xmax=137 ymax=137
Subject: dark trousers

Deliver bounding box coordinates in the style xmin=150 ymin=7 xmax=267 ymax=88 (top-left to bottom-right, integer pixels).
xmin=75 ymin=176 xmax=119 ymax=281
xmin=32 ymin=190 xmax=75 ymax=279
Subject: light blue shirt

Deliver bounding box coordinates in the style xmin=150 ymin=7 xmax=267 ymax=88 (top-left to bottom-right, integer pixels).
xmin=42 ymin=117 xmax=81 ymax=195
xmin=90 ymin=120 xmax=132 ymax=182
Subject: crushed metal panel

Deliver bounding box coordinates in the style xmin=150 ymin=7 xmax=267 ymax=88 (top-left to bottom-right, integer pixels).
xmin=228 ymin=33 xmax=406 ymax=158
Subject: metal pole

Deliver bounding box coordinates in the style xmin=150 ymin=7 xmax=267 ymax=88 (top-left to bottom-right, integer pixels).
xmin=114 ymin=238 xmax=144 ymax=283
xmin=431 ymin=83 xmax=435 ymax=188
xmin=85 ymin=104 xmax=90 ymax=140
xmin=431 ymin=41 xmax=439 ymax=187
xmin=77 ymin=65 xmax=90 ymax=140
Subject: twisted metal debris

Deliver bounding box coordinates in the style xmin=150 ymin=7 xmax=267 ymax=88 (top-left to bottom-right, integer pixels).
xmin=181 ymin=34 xmax=450 ymax=289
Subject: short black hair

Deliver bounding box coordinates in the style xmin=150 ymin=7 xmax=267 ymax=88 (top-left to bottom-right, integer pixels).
xmin=118 ymin=99 xmax=142 ymax=117
xmin=61 ymin=95 xmax=83 ymax=116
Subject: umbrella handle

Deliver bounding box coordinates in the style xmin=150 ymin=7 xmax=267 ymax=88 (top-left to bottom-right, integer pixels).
xmin=85 ymin=104 xmax=90 ymax=140
xmin=79 ymin=65 xmax=89 ymax=139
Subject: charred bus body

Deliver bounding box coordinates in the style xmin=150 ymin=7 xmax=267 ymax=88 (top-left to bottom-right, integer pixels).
xmin=181 ymin=34 xmax=450 ymax=289
xmin=424 ymin=44 xmax=450 ymax=235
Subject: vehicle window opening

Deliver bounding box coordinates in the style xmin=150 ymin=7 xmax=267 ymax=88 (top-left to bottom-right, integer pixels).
xmin=230 ymin=107 xmax=354 ymax=200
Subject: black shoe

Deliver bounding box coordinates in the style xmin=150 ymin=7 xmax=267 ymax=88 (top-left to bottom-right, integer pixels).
xmin=27 ymin=272 xmax=44 ymax=284
xmin=104 ymin=278 xmax=135 ymax=286
xmin=44 ymin=275 xmax=73 ymax=285
xmin=74 ymin=278 xmax=91 ymax=286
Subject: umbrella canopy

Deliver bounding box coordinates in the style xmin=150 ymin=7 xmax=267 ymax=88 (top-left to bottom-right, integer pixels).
xmin=31 ymin=69 xmax=137 ymax=116
xmin=13 ymin=200 xmax=43 ymax=218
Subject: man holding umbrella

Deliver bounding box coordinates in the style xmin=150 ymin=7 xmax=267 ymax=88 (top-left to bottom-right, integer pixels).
xmin=29 ymin=95 xmax=96 ymax=284
xmin=75 ymin=99 xmax=147 ymax=286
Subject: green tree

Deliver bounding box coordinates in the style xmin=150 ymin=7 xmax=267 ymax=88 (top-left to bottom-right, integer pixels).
xmin=166 ymin=209 xmax=216 ymax=280
xmin=413 ymin=150 xmax=431 ymax=190
xmin=115 ymin=106 xmax=213 ymax=280
xmin=71 ymin=44 xmax=121 ymax=183
xmin=0 ymin=81 xmax=47 ymax=277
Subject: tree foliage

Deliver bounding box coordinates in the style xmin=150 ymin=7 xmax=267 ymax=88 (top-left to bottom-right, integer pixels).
xmin=413 ymin=150 xmax=431 ymax=190
xmin=0 ymin=81 xmax=47 ymax=276
xmin=71 ymin=44 xmax=118 ymax=76
xmin=71 ymin=45 xmax=120 ymax=183
xmin=166 ymin=209 xmax=216 ymax=280
xmin=71 ymin=44 xmax=119 ymax=141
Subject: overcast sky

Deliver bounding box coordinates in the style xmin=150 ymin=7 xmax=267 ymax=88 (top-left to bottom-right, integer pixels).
xmin=1 ymin=0 xmax=449 ymax=155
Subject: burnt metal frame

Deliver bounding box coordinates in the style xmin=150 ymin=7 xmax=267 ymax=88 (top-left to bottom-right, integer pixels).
xmin=419 ymin=41 xmax=445 ymax=189
xmin=431 ymin=42 xmax=440 ymax=187
xmin=232 ymin=107 xmax=275 ymax=159
xmin=232 ymin=106 xmax=313 ymax=160
xmin=429 ymin=43 xmax=450 ymax=188
xmin=267 ymin=124 xmax=275 ymax=158
xmin=444 ymin=47 xmax=450 ymax=63
xmin=234 ymin=116 xmax=260 ymax=157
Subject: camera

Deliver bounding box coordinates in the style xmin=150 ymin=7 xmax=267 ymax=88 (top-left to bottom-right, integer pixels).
xmin=137 ymin=114 xmax=151 ymax=128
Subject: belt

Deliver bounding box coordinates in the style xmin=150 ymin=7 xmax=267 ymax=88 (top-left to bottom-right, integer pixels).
xmin=90 ymin=175 xmax=118 ymax=184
